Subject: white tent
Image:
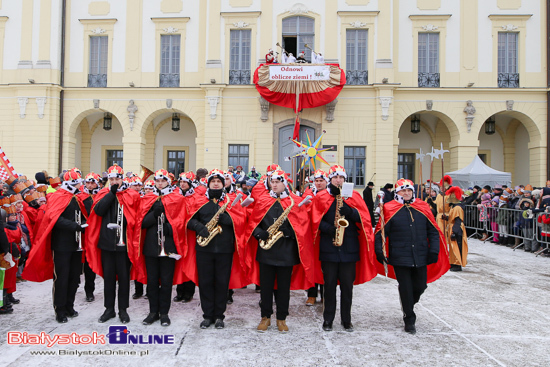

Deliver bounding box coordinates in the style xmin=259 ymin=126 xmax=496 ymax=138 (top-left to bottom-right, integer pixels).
xmin=446 ymin=155 xmax=512 ymax=189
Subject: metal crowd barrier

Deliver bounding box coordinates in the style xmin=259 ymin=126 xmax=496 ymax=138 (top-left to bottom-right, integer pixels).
xmin=462 ymin=204 xmax=549 ymax=257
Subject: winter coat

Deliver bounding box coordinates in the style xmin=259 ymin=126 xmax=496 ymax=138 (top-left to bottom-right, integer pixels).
xmin=51 ymin=197 xmax=83 ymax=252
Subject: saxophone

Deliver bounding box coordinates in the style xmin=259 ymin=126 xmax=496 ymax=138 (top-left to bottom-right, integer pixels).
xmin=259 ymin=194 xmax=294 ymax=250
xmin=333 ymin=192 xmax=349 ymax=247
xmin=197 ymin=199 xmax=231 ymax=247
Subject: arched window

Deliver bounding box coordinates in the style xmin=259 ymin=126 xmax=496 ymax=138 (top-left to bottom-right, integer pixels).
xmin=282 ymin=16 xmax=314 ymax=61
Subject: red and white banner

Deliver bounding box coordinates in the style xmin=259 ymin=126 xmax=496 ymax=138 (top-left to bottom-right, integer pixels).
xmin=269 ymin=65 xmax=331 ymax=81
xmin=0 ymin=147 xmax=18 ymax=181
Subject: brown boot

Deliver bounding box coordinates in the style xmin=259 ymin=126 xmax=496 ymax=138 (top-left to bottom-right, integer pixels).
xmin=305 ymin=297 xmax=316 ymax=306
xmin=277 ymin=319 xmax=289 ymax=333
xmin=481 ymin=233 xmax=488 ymax=241
xmin=257 ymin=317 xmax=270 ymax=332
xmin=514 ymin=237 xmax=521 ymax=248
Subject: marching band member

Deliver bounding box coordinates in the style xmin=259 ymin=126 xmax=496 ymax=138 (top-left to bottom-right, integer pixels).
xmin=445 ymin=186 xmax=468 ymax=272
xmin=303 ymin=169 xmax=329 ymax=306
xmin=143 ymin=180 xmax=155 ymax=194
xmin=185 ymin=169 xmax=248 ymax=329
xmin=134 ymin=169 xmax=186 ymax=327
xmin=174 ymin=171 xmax=198 ymax=303
xmin=245 ymin=169 xmax=314 ymax=333
xmin=85 ymin=164 xmax=141 ymax=324
xmin=77 ymin=172 xmax=101 ymax=302
xmin=22 ymin=170 xmax=88 ymax=323
xmin=311 ymin=165 xmax=376 ymax=332
xmin=374 ymin=179 xmax=449 ymax=334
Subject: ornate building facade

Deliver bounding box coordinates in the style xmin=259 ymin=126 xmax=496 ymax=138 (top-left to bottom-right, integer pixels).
xmin=0 ymin=0 xmax=546 ymax=187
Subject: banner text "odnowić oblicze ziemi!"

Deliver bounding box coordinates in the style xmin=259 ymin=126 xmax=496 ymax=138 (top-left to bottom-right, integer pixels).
xmin=268 ymin=65 xmax=331 ymax=81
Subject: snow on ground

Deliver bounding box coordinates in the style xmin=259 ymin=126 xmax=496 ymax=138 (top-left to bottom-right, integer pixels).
xmin=1 ymin=239 xmax=549 ymax=367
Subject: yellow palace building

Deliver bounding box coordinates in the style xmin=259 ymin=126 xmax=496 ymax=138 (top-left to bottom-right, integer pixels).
xmin=0 ymin=0 xmax=547 ymax=188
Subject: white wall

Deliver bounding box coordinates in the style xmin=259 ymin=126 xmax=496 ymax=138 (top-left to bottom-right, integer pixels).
xmin=89 ymin=118 xmax=123 ymax=173
xmin=1 ymin=0 xmax=23 ymax=69
xmin=153 ymin=117 xmax=197 ymax=172
xmin=478 ymin=130 xmax=504 ymax=171
xmin=514 ymin=123 xmax=529 ymax=184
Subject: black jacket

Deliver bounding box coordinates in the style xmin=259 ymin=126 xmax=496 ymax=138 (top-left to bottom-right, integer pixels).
xmin=0 ymin=219 xmax=9 ymax=254
xmin=374 ymin=204 xmax=440 ymax=267
xmin=93 ymin=192 xmax=128 ymax=252
xmin=141 ymin=199 xmax=177 ymax=257
xmin=318 ymin=199 xmax=362 ymax=263
xmin=253 ymin=200 xmax=300 ymax=267
xmin=362 ymin=186 xmax=375 ymax=224
xmin=187 ymin=200 xmax=235 ymax=254
xmin=382 ymin=188 xmax=394 ymax=203
xmin=51 ymin=197 xmax=83 ymax=252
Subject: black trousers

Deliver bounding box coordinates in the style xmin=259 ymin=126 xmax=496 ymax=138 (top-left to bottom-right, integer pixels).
xmin=83 ymin=259 xmax=96 ymax=296
xmin=259 ymin=263 xmax=293 ymax=320
xmin=145 ymin=256 xmax=175 ymax=315
xmin=176 ymin=280 xmax=196 ymax=298
xmin=321 ymin=261 xmax=356 ymax=324
xmin=307 ymin=284 xmax=324 ymax=298
xmin=101 ymin=250 xmax=131 ymax=310
xmin=134 ymin=280 xmax=146 ymax=295
xmin=196 ymin=251 xmax=233 ymax=321
xmin=53 ymin=250 xmax=82 ymax=317
xmin=393 ymin=265 xmax=428 ymax=325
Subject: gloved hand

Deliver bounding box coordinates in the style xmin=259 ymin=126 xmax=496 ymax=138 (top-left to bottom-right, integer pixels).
xmin=256 ymin=230 xmax=270 ymax=242
xmin=154 ymin=204 xmax=164 ymax=217
xmin=376 ymin=253 xmax=387 ymax=265
xmin=427 ymin=252 xmax=439 ymax=264
xmin=110 ymin=184 xmax=119 ymax=195
xmin=339 ymin=204 xmax=353 ymax=217
xmin=107 ymin=223 xmax=120 ymax=230
xmin=197 ymin=225 xmax=210 ymax=238
xmin=441 ymin=214 xmax=449 ymax=221
xmin=450 ymin=233 xmax=457 ymax=240
xmin=328 ymin=226 xmax=337 ymax=237
xmin=218 ymin=212 xmax=232 ymax=226
xmin=329 ymin=184 xmax=341 ymax=196
xmin=375 ymin=207 xmax=381 ymax=215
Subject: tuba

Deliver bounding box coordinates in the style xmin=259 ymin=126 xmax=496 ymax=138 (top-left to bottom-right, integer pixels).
xmin=259 ymin=194 xmax=294 ymax=250
xmin=139 ymin=165 xmax=154 ymax=183
xmin=197 ymin=199 xmax=231 ymax=247
xmin=333 ymin=191 xmax=349 ymax=247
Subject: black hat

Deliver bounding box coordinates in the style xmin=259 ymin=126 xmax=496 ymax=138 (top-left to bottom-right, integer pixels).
xmin=483 ymin=185 xmax=491 ymax=191
xmin=474 ymin=185 xmax=482 ymax=191
xmin=384 ymin=183 xmax=393 ymax=190
xmin=35 ymin=172 xmax=48 ymax=185
xmin=367 ymin=181 xmax=374 ymax=186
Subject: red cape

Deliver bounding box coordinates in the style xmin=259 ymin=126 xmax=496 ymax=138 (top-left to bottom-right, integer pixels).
xmin=374 ymin=199 xmax=450 ymax=283
xmin=132 ymin=192 xmax=189 ymax=285
xmin=85 ymin=188 xmax=141 ymax=278
xmin=243 ymin=192 xmax=315 ymax=290
xmin=183 ymin=193 xmax=249 ymax=289
xmin=22 ymin=189 xmax=86 ymax=282
xmin=311 ymin=190 xmax=377 ymax=285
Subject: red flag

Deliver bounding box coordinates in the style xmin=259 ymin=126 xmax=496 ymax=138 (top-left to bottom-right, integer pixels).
xmin=0 ymin=147 xmax=18 ymax=181
xmin=293 ymin=116 xmax=300 ymax=146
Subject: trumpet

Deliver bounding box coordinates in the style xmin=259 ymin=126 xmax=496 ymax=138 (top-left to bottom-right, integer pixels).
xmin=75 ymin=210 xmax=83 ymax=251
xmin=116 ymin=203 xmax=125 ymax=246
xmin=304 ymin=43 xmax=317 ymax=55
xmin=158 ymin=213 xmax=167 ymax=257
xmin=276 ymin=42 xmax=286 ymax=55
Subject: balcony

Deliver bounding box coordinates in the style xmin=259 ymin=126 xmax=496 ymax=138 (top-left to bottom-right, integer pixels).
xmin=498 ymin=73 xmax=519 ymax=88
xmin=418 ymin=72 xmax=440 ymax=88
xmin=229 ymin=70 xmax=251 ymax=85
xmin=160 ymin=73 xmax=180 ymax=88
xmin=88 ymin=74 xmax=107 ymax=88
xmin=346 ymin=70 xmax=368 ymax=85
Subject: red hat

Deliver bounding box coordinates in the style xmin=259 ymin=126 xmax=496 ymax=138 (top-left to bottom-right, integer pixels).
xmin=154 ymin=169 xmax=170 ymax=181
xmin=144 ymin=180 xmax=154 ymax=189
xmin=63 ymin=170 xmax=83 ymax=184
xmin=395 ymin=178 xmax=415 ymax=193
xmin=439 ymin=175 xmax=452 ymax=187
xmin=178 ymin=171 xmax=196 ymax=184
xmin=107 ymin=164 xmax=124 ymax=178
xmin=207 ymin=169 xmax=225 ymax=184
xmin=266 ymin=164 xmax=281 ymax=175
xmin=224 ymin=170 xmax=236 ymax=184
xmin=447 ymin=186 xmax=463 ymax=202
xmin=129 ymin=176 xmax=143 ymax=186
xmin=328 ymin=165 xmax=347 ymax=179
xmin=85 ymin=172 xmax=101 ymax=184
xmin=312 ymin=169 xmax=329 ymax=183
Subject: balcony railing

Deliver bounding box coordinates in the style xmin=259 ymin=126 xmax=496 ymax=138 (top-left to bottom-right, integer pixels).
xmin=160 ymin=73 xmax=180 ymax=88
xmin=418 ymin=72 xmax=440 ymax=87
xmin=88 ymin=74 xmax=107 ymax=88
xmin=346 ymin=70 xmax=368 ymax=85
xmin=229 ymin=70 xmax=251 ymax=85
xmin=498 ymin=73 xmax=519 ymax=88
